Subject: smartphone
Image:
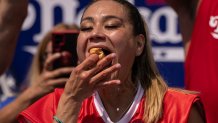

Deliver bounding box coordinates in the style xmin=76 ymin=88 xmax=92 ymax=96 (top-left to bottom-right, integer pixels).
xmin=52 ymin=31 xmax=78 ymax=71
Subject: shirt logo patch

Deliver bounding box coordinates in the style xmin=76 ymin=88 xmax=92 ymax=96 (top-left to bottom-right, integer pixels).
xmin=209 ymin=16 xmax=218 ymax=39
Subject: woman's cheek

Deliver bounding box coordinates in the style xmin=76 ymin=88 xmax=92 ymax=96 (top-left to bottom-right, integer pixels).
xmin=76 ymin=37 xmax=86 ymax=62
xmin=76 ymin=45 xmax=86 ymax=62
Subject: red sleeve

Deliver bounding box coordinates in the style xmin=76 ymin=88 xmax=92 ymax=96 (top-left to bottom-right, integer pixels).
xmin=161 ymin=89 xmax=203 ymax=123
xmin=130 ymin=89 xmax=204 ymax=123
xmin=17 ymin=89 xmax=63 ymax=123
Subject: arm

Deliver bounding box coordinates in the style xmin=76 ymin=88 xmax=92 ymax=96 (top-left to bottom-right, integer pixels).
xmin=0 ymin=87 xmax=42 ymax=123
xmin=0 ymin=53 xmax=72 ymax=123
xmin=54 ymin=92 xmax=82 ymax=123
xmin=164 ymin=0 xmax=200 ymax=56
xmin=188 ymin=102 xmax=206 ymax=123
xmin=0 ymin=0 xmax=28 ymax=74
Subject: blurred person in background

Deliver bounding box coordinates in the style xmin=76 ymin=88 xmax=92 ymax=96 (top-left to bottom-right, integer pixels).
xmin=165 ymin=0 xmax=218 ymax=122
xmin=0 ymin=23 xmax=79 ymax=123
xmin=0 ymin=0 xmax=28 ymax=75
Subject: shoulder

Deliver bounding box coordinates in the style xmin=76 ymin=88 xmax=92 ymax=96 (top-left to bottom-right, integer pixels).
xmin=164 ymin=88 xmax=201 ymax=108
xmin=160 ymin=88 xmax=204 ymax=122
xmin=17 ymin=88 xmax=64 ymax=123
xmin=165 ymin=88 xmax=200 ymax=100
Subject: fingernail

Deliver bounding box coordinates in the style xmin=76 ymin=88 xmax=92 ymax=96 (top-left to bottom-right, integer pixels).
xmin=56 ymin=52 xmax=61 ymax=57
xmin=110 ymin=53 xmax=116 ymax=57
xmin=116 ymin=80 xmax=121 ymax=84
xmin=115 ymin=63 xmax=121 ymax=68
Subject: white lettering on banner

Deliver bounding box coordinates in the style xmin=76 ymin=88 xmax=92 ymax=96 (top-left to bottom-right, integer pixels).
xmin=75 ymin=8 xmax=84 ymax=26
xmin=139 ymin=6 xmax=181 ymax=43
xmin=153 ymin=47 xmax=184 ymax=62
xmin=209 ymin=16 xmax=218 ymax=39
xmin=0 ymin=74 xmax=17 ymax=102
xmin=138 ymin=7 xmax=152 ymax=22
xmin=32 ymin=0 xmax=79 ymax=42
xmin=22 ymin=1 xmax=183 ymax=62
xmin=127 ymin=0 xmax=135 ymax=4
xmin=22 ymin=4 xmax=36 ymax=31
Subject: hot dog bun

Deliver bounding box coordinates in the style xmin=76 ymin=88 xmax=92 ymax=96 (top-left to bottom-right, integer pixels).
xmin=89 ymin=48 xmax=105 ymax=59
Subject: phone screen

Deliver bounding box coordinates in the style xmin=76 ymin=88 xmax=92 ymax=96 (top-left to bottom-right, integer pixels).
xmin=52 ymin=31 xmax=79 ymax=70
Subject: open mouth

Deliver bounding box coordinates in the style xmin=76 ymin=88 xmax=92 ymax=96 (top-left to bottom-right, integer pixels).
xmin=89 ymin=47 xmax=113 ymax=71
xmin=101 ymin=48 xmax=111 ymax=56
xmin=89 ymin=47 xmax=111 ymax=59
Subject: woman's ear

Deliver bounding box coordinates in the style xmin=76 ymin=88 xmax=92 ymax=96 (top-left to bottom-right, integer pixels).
xmin=136 ymin=34 xmax=145 ymax=56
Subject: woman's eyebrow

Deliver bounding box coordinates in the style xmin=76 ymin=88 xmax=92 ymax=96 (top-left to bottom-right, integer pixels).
xmin=81 ymin=15 xmax=123 ymax=24
xmin=102 ymin=15 xmax=123 ymax=22
xmin=81 ymin=17 xmax=94 ymax=23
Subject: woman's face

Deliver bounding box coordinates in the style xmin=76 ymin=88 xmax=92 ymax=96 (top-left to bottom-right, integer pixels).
xmin=77 ymin=1 xmax=139 ymax=81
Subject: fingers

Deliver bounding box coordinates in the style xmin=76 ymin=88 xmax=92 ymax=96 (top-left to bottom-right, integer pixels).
xmin=33 ymin=77 xmax=68 ymax=97
xmin=43 ymin=53 xmax=61 ymax=71
xmin=61 ymin=53 xmax=121 ymax=102
xmin=36 ymin=67 xmax=72 ymax=94
xmin=68 ymin=54 xmax=99 ymax=80
xmin=71 ymin=53 xmax=121 ymax=88
xmin=76 ymin=54 xmax=99 ymax=71
xmin=88 ymin=53 xmax=117 ymax=76
xmin=45 ymin=67 xmax=74 ymax=79
xmin=95 ymin=79 xmax=121 ymax=89
xmin=46 ymin=78 xmax=68 ymax=88
xmin=90 ymin=63 xmax=121 ymax=87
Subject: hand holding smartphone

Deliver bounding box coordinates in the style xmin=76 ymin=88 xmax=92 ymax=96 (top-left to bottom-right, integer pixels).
xmin=52 ymin=31 xmax=78 ymax=72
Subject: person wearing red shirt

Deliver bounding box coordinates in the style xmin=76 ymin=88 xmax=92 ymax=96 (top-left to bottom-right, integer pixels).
xmin=18 ymin=0 xmax=205 ymax=123
xmin=165 ymin=0 xmax=218 ymax=122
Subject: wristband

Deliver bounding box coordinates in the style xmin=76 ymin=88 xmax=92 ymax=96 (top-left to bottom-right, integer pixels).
xmin=53 ymin=116 xmax=63 ymax=123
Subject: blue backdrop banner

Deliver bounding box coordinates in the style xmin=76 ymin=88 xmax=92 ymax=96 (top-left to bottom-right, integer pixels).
xmin=0 ymin=0 xmax=184 ymax=104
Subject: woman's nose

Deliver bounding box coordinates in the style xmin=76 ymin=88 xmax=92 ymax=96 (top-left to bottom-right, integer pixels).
xmin=89 ymin=27 xmax=106 ymax=42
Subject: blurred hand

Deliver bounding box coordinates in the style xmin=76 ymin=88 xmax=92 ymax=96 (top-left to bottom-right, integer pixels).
xmin=30 ymin=52 xmax=74 ymax=98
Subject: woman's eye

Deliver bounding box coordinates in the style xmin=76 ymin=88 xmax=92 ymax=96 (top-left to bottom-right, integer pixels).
xmin=105 ymin=25 xmax=119 ymax=29
xmin=80 ymin=27 xmax=93 ymax=32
